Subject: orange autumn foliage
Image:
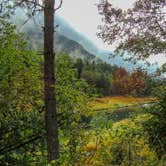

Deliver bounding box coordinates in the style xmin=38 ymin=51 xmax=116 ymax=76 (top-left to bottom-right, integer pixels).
xmin=113 ymin=68 xmax=146 ymax=96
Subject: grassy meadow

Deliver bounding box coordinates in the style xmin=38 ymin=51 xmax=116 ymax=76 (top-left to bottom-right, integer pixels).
xmin=89 ymin=96 xmax=154 ymax=110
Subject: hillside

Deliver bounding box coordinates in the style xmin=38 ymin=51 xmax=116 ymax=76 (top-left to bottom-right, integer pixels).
xmin=25 ymin=27 xmax=96 ymax=60
xmin=11 ymin=9 xmax=157 ymax=71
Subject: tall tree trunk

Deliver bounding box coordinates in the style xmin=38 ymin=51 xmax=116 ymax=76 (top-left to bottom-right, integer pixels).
xmin=44 ymin=0 xmax=59 ymax=161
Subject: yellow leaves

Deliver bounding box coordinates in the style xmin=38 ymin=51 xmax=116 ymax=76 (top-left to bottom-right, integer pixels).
xmin=63 ymin=139 xmax=69 ymax=146
xmin=34 ymin=151 xmax=42 ymax=156
xmin=15 ymin=96 xmax=33 ymax=112
xmin=89 ymin=96 xmax=154 ymax=110
xmin=135 ymin=114 xmax=153 ymax=122
xmin=84 ymin=142 xmax=97 ymax=151
xmin=77 ymin=115 xmax=159 ymax=165
xmin=139 ymin=143 xmax=156 ymax=160
xmin=112 ymin=119 xmax=135 ymax=132
xmin=83 ymin=136 xmax=100 ymax=152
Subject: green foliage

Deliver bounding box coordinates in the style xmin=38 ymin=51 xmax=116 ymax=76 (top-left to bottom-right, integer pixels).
xmin=55 ymin=53 xmax=89 ymax=129
xmin=55 ymin=54 xmax=91 ymax=164
xmin=0 ymin=23 xmax=89 ymax=165
xmin=0 ymin=21 xmax=45 ymax=165
xmin=55 ymin=115 xmax=162 ymax=165
xmin=75 ymin=58 xmax=83 ymax=79
xmin=90 ymin=113 xmax=113 ymax=130
xmin=76 ymin=60 xmax=158 ymax=97
xmin=0 ymin=22 xmax=43 ymax=112
xmin=143 ymin=85 xmax=166 ymax=158
xmin=0 ymin=15 xmax=165 ymax=166
xmin=81 ymin=61 xmax=117 ymax=96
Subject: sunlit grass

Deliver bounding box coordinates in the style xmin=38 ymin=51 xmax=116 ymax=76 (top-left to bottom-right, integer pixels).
xmin=89 ymin=96 xmax=154 ymax=110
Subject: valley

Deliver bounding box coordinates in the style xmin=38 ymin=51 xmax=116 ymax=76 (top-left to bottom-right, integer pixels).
xmin=0 ymin=0 xmax=165 ymax=165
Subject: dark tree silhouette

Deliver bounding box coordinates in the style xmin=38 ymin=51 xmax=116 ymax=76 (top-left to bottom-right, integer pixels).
xmin=44 ymin=0 xmax=59 ymax=161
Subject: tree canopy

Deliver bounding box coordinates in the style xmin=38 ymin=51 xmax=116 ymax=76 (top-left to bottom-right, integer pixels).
xmin=97 ymin=0 xmax=166 ymax=62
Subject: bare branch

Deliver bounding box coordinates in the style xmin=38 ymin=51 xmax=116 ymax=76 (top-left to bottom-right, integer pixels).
xmin=14 ymin=0 xmax=44 ymax=9
xmin=0 ymin=134 xmax=45 ymax=155
xmin=54 ymin=0 xmax=62 ymax=11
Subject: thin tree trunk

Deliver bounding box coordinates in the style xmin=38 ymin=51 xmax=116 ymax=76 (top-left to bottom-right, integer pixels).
xmin=44 ymin=0 xmax=59 ymax=161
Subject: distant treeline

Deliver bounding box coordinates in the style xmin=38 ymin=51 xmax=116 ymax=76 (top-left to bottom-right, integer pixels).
xmin=74 ymin=58 xmax=164 ymax=97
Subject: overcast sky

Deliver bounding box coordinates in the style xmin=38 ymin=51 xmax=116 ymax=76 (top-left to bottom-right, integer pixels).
xmin=56 ymin=0 xmax=134 ymax=50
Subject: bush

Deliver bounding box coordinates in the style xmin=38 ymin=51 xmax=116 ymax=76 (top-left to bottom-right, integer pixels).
xmin=143 ymin=85 xmax=166 ymax=159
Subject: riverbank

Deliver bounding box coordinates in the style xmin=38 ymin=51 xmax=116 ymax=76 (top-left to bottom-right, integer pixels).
xmin=89 ymin=96 xmax=154 ymax=110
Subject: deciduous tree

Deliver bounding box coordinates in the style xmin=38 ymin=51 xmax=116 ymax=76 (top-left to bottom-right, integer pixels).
xmin=0 ymin=0 xmax=63 ymax=161
xmin=97 ymin=0 xmax=166 ymax=62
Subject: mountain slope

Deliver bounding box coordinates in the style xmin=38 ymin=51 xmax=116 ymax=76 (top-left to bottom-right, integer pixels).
xmin=24 ymin=26 xmax=96 ymax=60
xmin=11 ymin=9 xmax=158 ymax=72
xmin=12 ymin=9 xmax=96 ymax=61
xmin=54 ymin=33 xmax=96 ymax=60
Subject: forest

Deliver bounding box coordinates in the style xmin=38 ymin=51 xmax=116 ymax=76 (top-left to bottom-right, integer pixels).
xmin=0 ymin=0 xmax=166 ymax=165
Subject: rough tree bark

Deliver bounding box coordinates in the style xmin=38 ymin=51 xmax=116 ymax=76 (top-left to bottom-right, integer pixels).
xmin=44 ymin=0 xmax=59 ymax=161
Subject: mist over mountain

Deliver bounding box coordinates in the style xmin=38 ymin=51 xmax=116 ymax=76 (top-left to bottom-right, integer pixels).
xmin=55 ymin=16 xmax=143 ymax=70
xmin=12 ymin=9 xmax=97 ymax=61
xmin=11 ymin=9 xmax=157 ymax=71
